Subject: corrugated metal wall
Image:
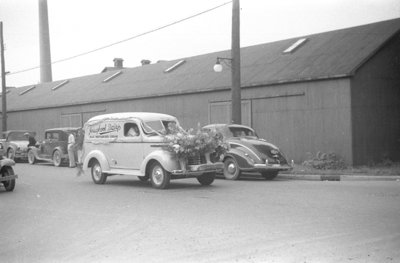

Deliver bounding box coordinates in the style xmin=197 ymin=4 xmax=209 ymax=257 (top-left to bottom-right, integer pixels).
xmin=2 ymin=78 xmax=354 ymax=165
xmin=247 ymin=79 xmax=353 ymax=164
xmin=351 ymin=34 xmax=400 ymax=165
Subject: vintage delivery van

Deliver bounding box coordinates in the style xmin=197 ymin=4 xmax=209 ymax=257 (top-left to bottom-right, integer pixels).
xmin=82 ymin=112 xmax=223 ymax=189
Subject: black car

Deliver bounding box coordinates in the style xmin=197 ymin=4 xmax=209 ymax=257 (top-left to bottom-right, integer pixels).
xmin=27 ymin=127 xmax=80 ymax=167
xmin=203 ymin=124 xmax=292 ymax=180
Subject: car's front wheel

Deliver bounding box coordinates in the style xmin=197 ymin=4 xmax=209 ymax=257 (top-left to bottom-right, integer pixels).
xmin=197 ymin=172 xmax=215 ymax=186
xmin=223 ymin=157 xmax=241 ymax=180
xmin=27 ymin=150 xmax=36 ymax=164
xmin=91 ymin=160 xmax=107 ymax=184
xmin=53 ymin=150 xmax=62 ymax=167
xmin=7 ymin=148 xmax=15 ymax=160
xmin=261 ymin=171 xmax=279 ymax=180
xmin=149 ymin=162 xmax=170 ymax=189
xmin=2 ymin=166 xmax=16 ymax=192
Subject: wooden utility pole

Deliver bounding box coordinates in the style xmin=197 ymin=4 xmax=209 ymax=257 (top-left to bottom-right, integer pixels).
xmin=0 ymin=21 xmax=7 ymax=131
xmin=231 ymin=0 xmax=241 ymax=124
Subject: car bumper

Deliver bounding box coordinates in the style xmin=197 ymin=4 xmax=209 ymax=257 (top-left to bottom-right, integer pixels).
xmin=171 ymin=162 xmax=224 ymax=176
xmin=0 ymin=174 xmax=18 ymax=182
xmin=15 ymin=152 xmax=28 ymax=159
xmin=241 ymin=163 xmax=292 ymax=172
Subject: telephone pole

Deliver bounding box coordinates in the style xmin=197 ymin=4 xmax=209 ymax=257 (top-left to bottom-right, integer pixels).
xmin=1 ymin=21 xmax=7 ymax=131
xmin=231 ymin=0 xmax=241 ymax=124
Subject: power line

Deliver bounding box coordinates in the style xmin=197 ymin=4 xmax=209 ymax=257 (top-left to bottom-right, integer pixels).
xmin=8 ymin=1 xmax=232 ymax=76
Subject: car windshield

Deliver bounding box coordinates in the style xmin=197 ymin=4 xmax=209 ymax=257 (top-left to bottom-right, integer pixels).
xmin=142 ymin=120 xmax=179 ymax=136
xmin=8 ymin=133 xmax=29 ymax=141
xmin=228 ymin=127 xmax=257 ymax=138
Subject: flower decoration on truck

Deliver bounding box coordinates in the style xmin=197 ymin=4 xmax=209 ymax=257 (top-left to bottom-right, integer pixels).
xmin=163 ymin=123 xmax=228 ymax=161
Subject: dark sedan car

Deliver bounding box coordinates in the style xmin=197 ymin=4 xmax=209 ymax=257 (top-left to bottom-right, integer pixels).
xmin=203 ymin=124 xmax=292 ymax=180
xmin=27 ymin=127 xmax=80 ymax=167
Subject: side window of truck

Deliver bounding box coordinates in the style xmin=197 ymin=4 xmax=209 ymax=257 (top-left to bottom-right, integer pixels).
xmin=124 ymin=123 xmax=140 ymax=137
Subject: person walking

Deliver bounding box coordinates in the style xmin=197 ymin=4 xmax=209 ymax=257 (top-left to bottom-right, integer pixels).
xmin=67 ymin=131 xmax=76 ymax=168
xmin=75 ymin=128 xmax=85 ymax=176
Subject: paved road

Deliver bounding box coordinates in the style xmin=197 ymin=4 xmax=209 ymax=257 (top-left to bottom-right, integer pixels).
xmin=1 ymin=163 xmax=399 ymax=263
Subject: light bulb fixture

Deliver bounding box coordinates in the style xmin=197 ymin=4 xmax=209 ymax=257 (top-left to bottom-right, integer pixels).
xmin=213 ymin=61 xmax=223 ymax=72
xmin=213 ymin=57 xmax=232 ymax=72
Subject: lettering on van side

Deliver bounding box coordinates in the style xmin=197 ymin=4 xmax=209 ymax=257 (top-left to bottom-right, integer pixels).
xmin=88 ymin=122 xmax=122 ymax=138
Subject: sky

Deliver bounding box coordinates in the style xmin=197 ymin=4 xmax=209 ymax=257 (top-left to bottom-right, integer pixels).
xmin=1 ymin=0 xmax=399 ymax=88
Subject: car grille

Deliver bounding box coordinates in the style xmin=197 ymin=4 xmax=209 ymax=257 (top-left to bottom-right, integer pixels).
xmin=187 ymin=154 xmax=206 ymax=165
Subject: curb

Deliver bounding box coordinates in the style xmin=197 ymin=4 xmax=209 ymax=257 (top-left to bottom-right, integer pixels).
xmin=279 ymin=174 xmax=400 ymax=181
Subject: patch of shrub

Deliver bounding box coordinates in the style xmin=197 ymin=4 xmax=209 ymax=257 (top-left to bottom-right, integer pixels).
xmin=302 ymin=151 xmax=347 ymax=170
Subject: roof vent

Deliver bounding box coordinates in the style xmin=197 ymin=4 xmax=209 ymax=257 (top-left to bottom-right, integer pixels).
xmin=164 ymin=60 xmax=186 ymax=73
xmin=19 ymin=85 xmax=36 ymax=95
xmin=51 ymin=80 xmax=69 ymax=91
xmin=103 ymin=70 xmax=122 ymax=83
xmin=283 ymin=38 xmax=308 ymax=54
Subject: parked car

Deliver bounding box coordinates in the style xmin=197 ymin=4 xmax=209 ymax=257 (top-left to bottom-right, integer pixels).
xmin=27 ymin=127 xmax=80 ymax=167
xmin=202 ymin=124 xmax=292 ymax=180
xmin=0 ymin=145 xmax=17 ymax=192
xmin=0 ymin=130 xmax=36 ymax=161
xmin=0 ymin=156 xmax=17 ymax=192
xmin=82 ymin=112 xmax=224 ymax=189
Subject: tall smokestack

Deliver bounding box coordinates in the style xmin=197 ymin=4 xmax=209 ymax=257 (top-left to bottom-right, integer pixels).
xmin=38 ymin=0 xmax=52 ymax=83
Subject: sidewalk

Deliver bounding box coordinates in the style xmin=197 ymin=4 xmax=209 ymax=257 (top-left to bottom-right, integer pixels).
xmin=280 ymin=173 xmax=400 ymax=181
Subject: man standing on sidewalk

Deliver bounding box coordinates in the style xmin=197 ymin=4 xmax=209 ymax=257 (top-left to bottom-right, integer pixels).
xmin=67 ymin=131 xmax=76 ymax=168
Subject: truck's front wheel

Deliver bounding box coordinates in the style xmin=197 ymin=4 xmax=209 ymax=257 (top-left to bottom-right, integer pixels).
xmin=149 ymin=162 xmax=170 ymax=189
xmin=197 ymin=172 xmax=215 ymax=186
xmin=91 ymin=160 xmax=107 ymax=184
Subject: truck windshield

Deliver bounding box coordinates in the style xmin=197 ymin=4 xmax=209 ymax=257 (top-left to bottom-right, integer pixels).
xmin=142 ymin=120 xmax=178 ymax=136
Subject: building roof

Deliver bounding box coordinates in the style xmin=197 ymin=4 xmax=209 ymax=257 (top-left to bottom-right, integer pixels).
xmin=3 ymin=18 xmax=400 ymax=112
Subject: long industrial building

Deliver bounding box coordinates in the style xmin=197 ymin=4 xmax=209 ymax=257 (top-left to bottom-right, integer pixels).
xmin=1 ymin=18 xmax=399 ymax=165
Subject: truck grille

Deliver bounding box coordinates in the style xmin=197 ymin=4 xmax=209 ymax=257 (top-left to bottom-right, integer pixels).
xmin=187 ymin=154 xmax=206 ymax=165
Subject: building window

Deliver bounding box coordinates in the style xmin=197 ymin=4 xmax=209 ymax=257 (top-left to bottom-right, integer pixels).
xmin=61 ymin=113 xmax=82 ymax=127
xmin=208 ymin=100 xmax=252 ymax=127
